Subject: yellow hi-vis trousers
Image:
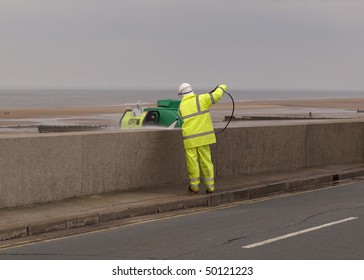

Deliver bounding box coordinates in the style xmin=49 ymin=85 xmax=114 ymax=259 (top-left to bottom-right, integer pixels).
xmin=185 ymin=145 xmax=214 ymax=190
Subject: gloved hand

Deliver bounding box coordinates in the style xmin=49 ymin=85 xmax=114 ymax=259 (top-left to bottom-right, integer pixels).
xmin=218 ymin=84 xmax=227 ymax=92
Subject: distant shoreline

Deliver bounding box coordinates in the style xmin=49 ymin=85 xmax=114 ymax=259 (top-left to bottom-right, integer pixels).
xmin=1 ymin=98 xmax=364 ymax=134
xmin=1 ymin=88 xmax=364 ymax=109
xmin=2 ymin=97 xmax=364 ymax=117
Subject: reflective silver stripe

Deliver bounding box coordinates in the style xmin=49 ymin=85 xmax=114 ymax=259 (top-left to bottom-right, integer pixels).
xmin=183 ymin=130 xmax=214 ymax=140
xmin=190 ymin=180 xmax=199 ymax=187
xmin=209 ymin=93 xmax=216 ymax=104
xmin=196 ymin=94 xmax=201 ymax=112
xmin=190 ymin=177 xmax=200 ymax=182
xmin=181 ymin=94 xmax=214 ymax=120
xmin=204 ymin=178 xmax=214 ymax=187
xmin=182 ymin=109 xmax=209 ymax=120
xmin=204 ymin=178 xmax=214 ymax=182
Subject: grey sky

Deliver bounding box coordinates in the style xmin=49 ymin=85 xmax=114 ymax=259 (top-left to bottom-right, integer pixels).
xmin=1 ymin=0 xmax=363 ymax=90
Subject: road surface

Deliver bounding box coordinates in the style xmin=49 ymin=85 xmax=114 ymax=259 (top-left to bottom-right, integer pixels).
xmin=0 ymin=181 xmax=363 ymax=260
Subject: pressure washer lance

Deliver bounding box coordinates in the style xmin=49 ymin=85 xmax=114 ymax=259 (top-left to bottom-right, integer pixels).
xmin=168 ymin=90 xmax=235 ymax=133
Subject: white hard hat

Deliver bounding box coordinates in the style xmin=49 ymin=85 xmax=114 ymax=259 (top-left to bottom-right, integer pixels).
xmin=178 ymin=83 xmax=193 ymax=95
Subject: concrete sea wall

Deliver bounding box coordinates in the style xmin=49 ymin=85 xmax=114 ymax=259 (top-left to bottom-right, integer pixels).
xmin=1 ymin=120 xmax=364 ymax=209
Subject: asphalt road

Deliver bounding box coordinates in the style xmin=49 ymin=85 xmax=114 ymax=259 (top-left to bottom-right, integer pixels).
xmin=1 ymin=181 xmax=363 ymax=260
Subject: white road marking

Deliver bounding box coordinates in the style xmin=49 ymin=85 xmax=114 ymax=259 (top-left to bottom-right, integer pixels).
xmin=242 ymin=217 xmax=358 ymax=249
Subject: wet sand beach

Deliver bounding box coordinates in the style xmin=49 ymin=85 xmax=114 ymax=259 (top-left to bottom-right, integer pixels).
xmin=1 ymin=98 xmax=364 ymax=134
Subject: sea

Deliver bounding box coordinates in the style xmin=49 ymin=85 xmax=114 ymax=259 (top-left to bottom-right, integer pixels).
xmin=0 ymin=88 xmax=363 ymax=109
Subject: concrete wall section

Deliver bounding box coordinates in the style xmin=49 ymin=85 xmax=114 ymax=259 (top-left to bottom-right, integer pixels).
xmin=216 ymin=125 xmax=307 ymax=176
xmin=306 ymin=122 xmax=364 ymax=167
xmin=0 ymin=134 xmax=83 ymax=208
xmin=81 ymin=130 xmax=187 ymax=196
xmin=1 ymin=120 xmax=363 ymax=208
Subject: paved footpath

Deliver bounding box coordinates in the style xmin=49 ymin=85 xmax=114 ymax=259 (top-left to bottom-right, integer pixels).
xmin=1 ymin=163 xmax=364 ymax=242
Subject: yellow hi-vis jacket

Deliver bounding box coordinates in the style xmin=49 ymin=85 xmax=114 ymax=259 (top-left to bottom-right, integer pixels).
xmin=179 ymin=85 xmax=226 ymax=149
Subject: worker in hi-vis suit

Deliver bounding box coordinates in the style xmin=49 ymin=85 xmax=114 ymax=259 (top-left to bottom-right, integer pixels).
xmin=178 ymin=83 xmax=227 ymax=194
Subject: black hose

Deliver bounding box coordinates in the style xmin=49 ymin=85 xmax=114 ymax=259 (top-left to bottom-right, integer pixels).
xmin=216 ymin=91 xmax=235 ymax=135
